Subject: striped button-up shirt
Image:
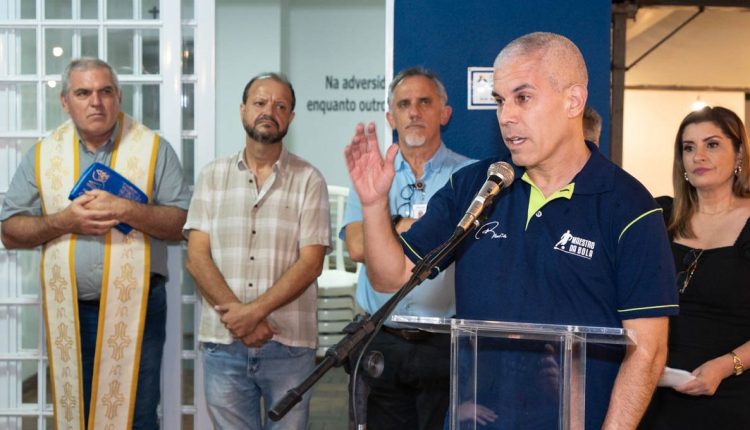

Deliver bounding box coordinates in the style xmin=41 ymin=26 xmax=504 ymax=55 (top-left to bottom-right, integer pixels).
xmin=184 ymin=147 xmax=330 ymax=348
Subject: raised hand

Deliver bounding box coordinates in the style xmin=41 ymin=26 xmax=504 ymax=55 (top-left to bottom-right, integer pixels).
xmin=344 ymin=122 xmax=399 ymax=207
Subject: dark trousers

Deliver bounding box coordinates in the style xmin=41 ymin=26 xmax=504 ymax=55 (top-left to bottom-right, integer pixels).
xmin=363 ymin=329 xmax=451 ymax=430
xmin=78 ymin=275 xmax=167 ymax=430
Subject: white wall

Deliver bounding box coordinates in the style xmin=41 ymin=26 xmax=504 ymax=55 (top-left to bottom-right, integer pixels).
xmin=215 ymin=0 xmax=284 ymax=158
xmin=622 ymin=90 xmax=745 ymax=198
xmin=214 ymin=0 xmax=386 ymax=188
xmin=284 ymin=0 xmax=386 ymax=188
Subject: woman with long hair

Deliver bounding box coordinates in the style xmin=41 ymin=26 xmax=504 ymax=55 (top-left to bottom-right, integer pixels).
xmin=641 ymin=106 xmax=750 ymax=428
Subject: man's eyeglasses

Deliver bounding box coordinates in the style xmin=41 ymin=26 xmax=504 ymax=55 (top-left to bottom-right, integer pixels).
xmin=396 ymin=181 xmax=424 ymax=217
xmin=677 ymin=249 xmax=704 ymax=294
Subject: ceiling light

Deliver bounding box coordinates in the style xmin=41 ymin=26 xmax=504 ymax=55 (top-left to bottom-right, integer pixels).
xmin=690 ymin=96 xmax=707 ymax=111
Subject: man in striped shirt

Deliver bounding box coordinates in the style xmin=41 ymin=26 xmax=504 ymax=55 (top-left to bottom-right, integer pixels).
xmin=184 ymin=73 xmax=330 ymax=429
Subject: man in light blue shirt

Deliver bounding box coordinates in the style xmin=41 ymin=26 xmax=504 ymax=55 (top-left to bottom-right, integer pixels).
xmin=341 ymin=67 xmax=474 ymax=430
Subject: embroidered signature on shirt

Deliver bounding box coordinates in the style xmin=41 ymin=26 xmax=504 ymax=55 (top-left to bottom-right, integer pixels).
xmin=475 ymin=221 xmax=507 ymax=240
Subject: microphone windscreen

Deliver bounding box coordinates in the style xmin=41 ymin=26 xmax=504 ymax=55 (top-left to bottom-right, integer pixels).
xmin=487 ymin=161 xmax=515 ymax=187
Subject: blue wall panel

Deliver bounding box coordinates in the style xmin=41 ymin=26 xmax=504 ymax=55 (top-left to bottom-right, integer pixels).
xmin=393 ymin=0 xmax=612 ymax=160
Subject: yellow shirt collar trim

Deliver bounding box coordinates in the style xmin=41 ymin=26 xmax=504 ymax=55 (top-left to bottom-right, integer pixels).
xmin=522 ymin=172 xmax=575 ymax=229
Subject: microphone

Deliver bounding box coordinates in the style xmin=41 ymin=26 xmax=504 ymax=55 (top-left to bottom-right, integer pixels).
xmin=456 ymin=161 xmax=514 ymax=232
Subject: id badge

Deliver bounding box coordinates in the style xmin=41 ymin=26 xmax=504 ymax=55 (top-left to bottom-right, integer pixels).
xmin=412 ymin=203 xmax=428 ymax=218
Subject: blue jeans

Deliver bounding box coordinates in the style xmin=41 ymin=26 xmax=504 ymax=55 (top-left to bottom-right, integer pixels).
xmin=202 ymin=340 xmax=316 ymax=430
xmin=79 ymin=275 xmax=167 ymax=430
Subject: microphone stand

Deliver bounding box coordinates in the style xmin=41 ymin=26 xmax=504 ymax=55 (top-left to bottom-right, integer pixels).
xmin=268 ymin=213 xmax=489 ymax=426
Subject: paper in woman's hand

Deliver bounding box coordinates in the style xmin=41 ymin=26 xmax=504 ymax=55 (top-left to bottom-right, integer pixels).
xmin=657 ymin=366 xmax=696 ymax=387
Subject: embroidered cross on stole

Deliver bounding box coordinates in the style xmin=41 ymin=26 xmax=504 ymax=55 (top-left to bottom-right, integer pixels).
xmin=36 ymin=112 xmax=158 ymax=430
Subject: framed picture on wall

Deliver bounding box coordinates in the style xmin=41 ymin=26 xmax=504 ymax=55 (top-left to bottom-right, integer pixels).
xmin=467 ymin=67 xmax=496 ymax=110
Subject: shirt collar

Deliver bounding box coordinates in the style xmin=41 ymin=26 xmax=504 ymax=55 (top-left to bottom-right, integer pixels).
xmin=236 ymin=145 xmax=289 ymax=176
xmin=568 ymin=140 xmax=614 ymax=195
xmin=395 ymin=142 xmax=451 ymax=175
xmin=76 ymin=121 xmax=120 ymax=154
xmin=507 ymin=140 xmax=614 ymax=196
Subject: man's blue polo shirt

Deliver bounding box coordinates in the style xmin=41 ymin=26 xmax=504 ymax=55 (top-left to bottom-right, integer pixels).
xmin=400 ymin=142 xmax=678 ymax=428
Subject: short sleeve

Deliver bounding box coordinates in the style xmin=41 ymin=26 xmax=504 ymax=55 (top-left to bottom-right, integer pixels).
xmin=298 ymin=169 xmax=331 ymax=250
xmin=616 ymin=207 xmax=679 ymax=319
xmin=1 ymin=143 xmax=42 ymax=221
xmin=339 ymin=187 xmax=362 ymax=240
xmin=151 ymin=137 xmax=191 ymax=210
xmin=183 ymin=163 xmax=214 ymax=235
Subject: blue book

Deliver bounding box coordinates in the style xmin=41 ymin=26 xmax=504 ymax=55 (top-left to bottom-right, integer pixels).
xmin=69 ymin=162 xmax=147 ymax=235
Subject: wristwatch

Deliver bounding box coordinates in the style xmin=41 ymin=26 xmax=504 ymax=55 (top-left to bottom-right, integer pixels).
xmin=730 ymin=351 xmax=744 ymax=376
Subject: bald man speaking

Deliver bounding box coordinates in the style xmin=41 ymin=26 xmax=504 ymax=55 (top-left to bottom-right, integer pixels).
xmin=344 ymin=32 xmax=677 ymax=429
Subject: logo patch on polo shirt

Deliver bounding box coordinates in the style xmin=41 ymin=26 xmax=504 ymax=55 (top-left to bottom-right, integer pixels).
xmin=553 ymin=229 xmax=595 ymax=259
xmin=475 ymin=221 xmax=507 ymax=240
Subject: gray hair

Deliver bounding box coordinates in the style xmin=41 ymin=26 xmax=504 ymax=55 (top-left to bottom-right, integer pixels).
xmin=494 ymin=32 xmax=588 ymax=90
xmin=388 ymin=67 xmax=448 ymax=108
xmin=61 ymin=57 xmax=120 ymax=95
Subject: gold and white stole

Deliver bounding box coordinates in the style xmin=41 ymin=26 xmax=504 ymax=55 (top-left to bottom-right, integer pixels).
xmin=36 ymin=112 xmax=158 ymax=430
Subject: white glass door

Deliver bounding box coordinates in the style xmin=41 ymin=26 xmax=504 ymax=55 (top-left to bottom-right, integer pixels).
xmin=0 ymin=0 xmax=213 ymax=428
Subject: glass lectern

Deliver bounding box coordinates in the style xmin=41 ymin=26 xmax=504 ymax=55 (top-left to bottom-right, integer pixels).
xmin=391 ymin=315 xmax=634 ymax=430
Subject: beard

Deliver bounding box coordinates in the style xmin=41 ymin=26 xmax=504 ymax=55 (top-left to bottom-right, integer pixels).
xmin=403 ymin=133 xmax=427 ymax=147
xmin=243 ymin=115 xmax=288 ymax=144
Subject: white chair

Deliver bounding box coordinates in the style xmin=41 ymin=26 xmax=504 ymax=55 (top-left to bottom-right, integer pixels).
xmin=317 ymin=185 xmax=360 ymax=357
